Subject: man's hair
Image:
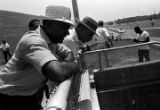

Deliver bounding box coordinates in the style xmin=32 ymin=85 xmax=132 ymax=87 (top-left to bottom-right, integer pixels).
xmin=2 ymin=40 xmax=6 ymax=44
xmin=98 ymin=20 xmax=104 ymax=26
xmin=28 ymin=19 xmax=40 ymax=30
xmin=134 ymin=25 xmax=141 ymax=33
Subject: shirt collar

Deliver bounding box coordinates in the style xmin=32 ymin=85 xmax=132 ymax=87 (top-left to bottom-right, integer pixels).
xmin=72 ymin=29 xmax=79 ymax=42
xmin=36 ymin=26 xmax=52 ymax=44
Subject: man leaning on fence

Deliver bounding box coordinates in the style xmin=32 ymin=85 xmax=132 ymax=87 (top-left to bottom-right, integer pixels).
xmin=63 ymin=17 xmax=98 ymax=56
xmin=63 ymin=17 xmax=98 ymax=69
xmin=0 ymin=6 xmax=79 ymax=110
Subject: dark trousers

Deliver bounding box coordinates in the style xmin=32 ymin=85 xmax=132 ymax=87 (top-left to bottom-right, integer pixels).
xmin=2 ymin=50 xmax=11 ymax=62
xmin=138 ymin=49 xmax=150 ymax=62
xmin=0 ymin=93 xmax=42 ymax=110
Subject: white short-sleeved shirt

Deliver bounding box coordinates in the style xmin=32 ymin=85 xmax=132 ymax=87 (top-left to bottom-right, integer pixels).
xmin=0 ymin=43 xmax=10 ymax=51
xmin=63 ymin=29 xmax=83 ymax=56
xmin=96 ymin=27 xmax=110 ymax=43
xmin=0 ymin=27 xmax=70 ymax=96
xmin=137 ymin=31 xmax=150 ymax=50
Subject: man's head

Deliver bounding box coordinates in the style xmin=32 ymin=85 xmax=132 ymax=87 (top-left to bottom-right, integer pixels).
xmin=98 ymin=20 xmax=104 ymax=27
xmin=41 ymin=6 xmax=74 ymax=43
xmin=2 ymin=40 xmax=6 ymax=44
xmin=75 ymin=17 xmax=98 ymax=43
xmin=28 ymin=19 xmax=40 ymax=30
xmin=134 ymin=25 xmax=142 ymax=34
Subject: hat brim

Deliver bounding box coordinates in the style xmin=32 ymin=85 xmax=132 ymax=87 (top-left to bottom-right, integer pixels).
xmin=40 ymin=16 xmax=75 ymax=26
xmin=75 ymin=18 xmax=98 ymax=36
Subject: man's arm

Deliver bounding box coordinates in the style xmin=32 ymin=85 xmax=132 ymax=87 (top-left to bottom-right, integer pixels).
xmin=63 ymin=52 xmax=75 ymax=61
xmin=133 ymin=36 xmax=150 ymax=43
xmin=56 ymin=44 xmax=76 ymax=62
xmin=42 ymin=60 xmax=79 ymax=83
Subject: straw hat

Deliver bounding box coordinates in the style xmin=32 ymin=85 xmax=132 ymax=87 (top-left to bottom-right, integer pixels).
xmin=41 ymin=5 xmax=74 ymax=26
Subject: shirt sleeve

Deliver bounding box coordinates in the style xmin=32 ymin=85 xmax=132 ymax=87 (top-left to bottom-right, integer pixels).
xmin=103 ymin=28 xmax=110 ymax=37
xmin=6 ymin=43 xmax=10 ymax=48
xmin=55 ymin=43 xmax=72 ymax=60
xmin=22 ymin=36 xmax=58 ymax=73
xmin=144 ymin=31 xmax=149 ymax=38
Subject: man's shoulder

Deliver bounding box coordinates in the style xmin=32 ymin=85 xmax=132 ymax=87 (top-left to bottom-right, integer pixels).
xmin=20 ymin=31 xmax=46 ymax=46
xmin=142 ymin=31 xmax=149 ymax=36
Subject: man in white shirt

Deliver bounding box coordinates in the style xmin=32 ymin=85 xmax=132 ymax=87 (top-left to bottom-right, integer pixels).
xmin=133 ymin=25 xmax=150 ymax=62
xmin=95 ymin=20 xmax=112 ymax=67
xmin=63 ymin=16 xmax=98 ymax=56
xmin=96 ymin=20 xmax=113 ymax=49
xmin=0 ymin=40 xmax=12 ymax=62
xmin=63 ymin=17 xmax=98 ymax=69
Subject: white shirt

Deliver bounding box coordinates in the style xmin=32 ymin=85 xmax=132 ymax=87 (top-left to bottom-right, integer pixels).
xmin=137 ymin=31 xmax=150 ymax=49
xmin=0 ymin=43 xmax=10 ymax=51
xmin=63 ymin=29 xmax=83 ymax=56
xmin=96 ymin=27 xmax=110 ymax=43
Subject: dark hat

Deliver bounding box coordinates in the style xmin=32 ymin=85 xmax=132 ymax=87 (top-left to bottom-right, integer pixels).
xmin=77 ymin=17 xmax=98 ymax=34
xmin=41 ymin=5 xmax=75 ymax=26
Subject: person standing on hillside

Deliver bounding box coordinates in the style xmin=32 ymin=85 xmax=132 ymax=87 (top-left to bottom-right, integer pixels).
xmin=0 ymin=6 xmax=79 ymax=110
xmin=0 ymin=40 xmax=12 ymax=62
xmin=133 ymin=25 xmax=150 ymax=62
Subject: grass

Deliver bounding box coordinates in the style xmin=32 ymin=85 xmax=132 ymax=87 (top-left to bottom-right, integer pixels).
xmin=83 ymin=39 xmax=160 ymax=70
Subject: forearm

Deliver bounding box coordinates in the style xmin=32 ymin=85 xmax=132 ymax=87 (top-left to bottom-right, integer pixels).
xmin=42 ymin=60 xmax=79 ymax=83
xmin=133 ymin=37 xmax=150 ymax=43
xmin=63 ymin=52 xmax=75 ymax=62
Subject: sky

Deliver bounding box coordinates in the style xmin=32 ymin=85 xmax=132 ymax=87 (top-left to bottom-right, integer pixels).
xmin=0 ymin=0 xmax=160 ymax=22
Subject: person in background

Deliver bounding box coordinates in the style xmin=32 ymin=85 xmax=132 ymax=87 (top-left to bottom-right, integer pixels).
xmin=63 ymin=16 xmax=98 ymax=68
xmin=133 ymin=25 xmax=150 ymax=62
xmin=96 ymin=20 xmax=113 ymax=48
xmin=28 ymin=19 xmax=40 ymax=30
xmin=95 ymin=20 xmax=112 ymax=67
xmin=0 ymin=6 xmax=79 ymax=110
xmin=0 ymin=40 xmax=12 ymax=62
xmin=63 ymin=16 xmax=98 ymax=57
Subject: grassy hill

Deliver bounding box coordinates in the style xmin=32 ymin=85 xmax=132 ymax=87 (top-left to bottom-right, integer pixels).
xmin=0 ymin=10 xmax=40 ymax=64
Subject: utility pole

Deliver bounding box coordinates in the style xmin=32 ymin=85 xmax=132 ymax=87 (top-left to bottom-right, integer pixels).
xmin=71 ymin=0 xmax=80 ymax=23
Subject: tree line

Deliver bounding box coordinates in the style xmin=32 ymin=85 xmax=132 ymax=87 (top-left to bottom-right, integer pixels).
xmin=107 ymin=12 xmax=160 ymax=25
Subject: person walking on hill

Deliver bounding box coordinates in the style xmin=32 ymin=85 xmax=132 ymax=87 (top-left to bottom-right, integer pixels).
xmin=0 ymin=40 xmax=12 ymax=62
xmin=133 ymin=25 xmax=150 ymax=62
xmin=0 ymin=6 xmax=79 ymax=110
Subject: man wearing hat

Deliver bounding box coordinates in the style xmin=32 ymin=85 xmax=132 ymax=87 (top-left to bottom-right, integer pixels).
xmin=0 ymin=6 xmax=79 ymax=110
xmin=63 ymin=16 xmax=98 ymax=57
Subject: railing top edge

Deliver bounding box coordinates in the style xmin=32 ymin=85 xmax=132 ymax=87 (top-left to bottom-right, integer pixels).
xmin=84 ymin=41 xmax=160 ymax=54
